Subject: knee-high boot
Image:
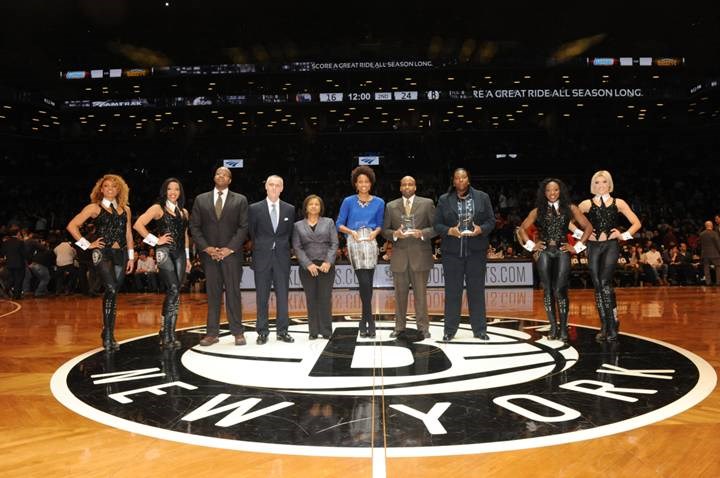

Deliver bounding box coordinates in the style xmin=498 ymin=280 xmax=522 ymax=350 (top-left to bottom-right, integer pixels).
xmin=603 ymin=285 xmax=619 ymax=341
xmin=161 ymin=284 xmax=181 ymax=348
xmin=101 ymin=286 xmax=119 ymax=351
xmin=594 ymin=290 xmax=607 ymax=342
xmin=557 ymin=295 xmax=569 ymax=342
xmin=543 ymin=292 xmax=558 ymax=339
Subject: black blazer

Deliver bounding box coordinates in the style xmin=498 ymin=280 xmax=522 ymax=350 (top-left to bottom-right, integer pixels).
xmin=248 ymin=199 xmax=295 ymax=272
xmin=433 ymin=187 xmax=495 ymax=256
xmin=189 ymin=189 xmax=249 ymax=253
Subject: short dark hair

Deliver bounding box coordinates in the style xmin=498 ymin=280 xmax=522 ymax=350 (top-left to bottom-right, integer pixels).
xmin=302 ymin=194 xmax=325 ymax=216
xmin=351 ymin=165 xmax=376 ymax=187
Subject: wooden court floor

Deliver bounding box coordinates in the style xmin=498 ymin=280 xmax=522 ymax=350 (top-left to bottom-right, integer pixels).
xmin=1 ymin=286 xmax=718 ymax=478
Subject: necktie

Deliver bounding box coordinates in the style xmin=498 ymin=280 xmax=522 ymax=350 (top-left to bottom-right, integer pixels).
xmin=404 ymin=198 xmax=412 ymax=216
xmin=215 ymin=191 xmax=223 ymax=219
xmin=271 ymin=203 xmax=278 ymax=232
xmin=109 ymin=202 xmax=118 ymax=215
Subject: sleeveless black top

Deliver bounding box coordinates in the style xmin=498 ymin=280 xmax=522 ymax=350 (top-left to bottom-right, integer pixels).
xmin=156 ymin=207 xmax=187 ymax=253
xmin=94 ymin=206 xmax=127 ymax=248
xmin=535 ymin=206 xmax=570 ymax=245
xmin=587 ymin=198 xmax=619 ymax=237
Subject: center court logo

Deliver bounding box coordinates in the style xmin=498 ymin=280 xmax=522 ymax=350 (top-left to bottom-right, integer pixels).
xmin=51 ymin=315 xmax=716 ymax=457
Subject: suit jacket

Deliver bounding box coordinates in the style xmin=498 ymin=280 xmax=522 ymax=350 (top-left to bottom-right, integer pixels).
xmin=382 ymin=196 xmax=437 ymax=272
xmin=700 ymin=230 xmax=720 ymax=259
xmin=292 ymin=217 xmax=339 ymax=268
xmin=248 ymin=199 xmax=295 ymax=272
xmin=1 ymin=236 xmax=27 ymax=268
xmin=189 ymin=189 xmax=248 ymax=253
xmin=433 ymin=187 xmax=495 ymax=257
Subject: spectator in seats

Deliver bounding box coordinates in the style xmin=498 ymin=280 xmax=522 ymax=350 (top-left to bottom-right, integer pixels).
xmin=644 ymin=244 xmax=668 ymax=285
xmin=1 ymin=226 xmax=27 ymax=300
xmin=54 ymin=237 xmax=78 ymax=295
xmin=133 ymin=177 xmax=192 ymax=348
xmin=134 ymin=249 xmax=159 ymax=292
xmin=627 ymin=245 xmax=644 ymax=286
xmin=24 ymin=237 xmax=54 ymax=297
xmin=518 ymin=178 xmax=592 ymax=341
xmin=699 ymin=220 xmax=720 ymax=286
xmin=337 ymin=165 xmax=385 ymax=339
xmin=677 ymin=243 xmax=698 ymax=284
xmin=578 ymin=170 xmax=641 ymax=342
xmin=67 ymin=174 xmax=135 ymax=351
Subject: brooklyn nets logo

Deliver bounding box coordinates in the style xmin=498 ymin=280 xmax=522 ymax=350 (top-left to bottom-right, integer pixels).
xmin=51 ymin=315 xmax=716 ymax=457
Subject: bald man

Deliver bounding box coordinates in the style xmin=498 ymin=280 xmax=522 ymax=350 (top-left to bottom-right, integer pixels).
xmin=190 ymin=166 xmax=249 ymax=346
xmin=382 ymin=176 xmax=437 ymax=338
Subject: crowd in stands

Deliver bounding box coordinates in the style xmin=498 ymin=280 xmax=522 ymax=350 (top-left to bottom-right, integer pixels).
xmin=2 ymin=130 xmax=718 ymax=296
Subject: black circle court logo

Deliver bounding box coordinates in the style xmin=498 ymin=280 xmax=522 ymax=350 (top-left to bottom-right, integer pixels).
xmin=51 ymin=315 xmax=716 ymax=457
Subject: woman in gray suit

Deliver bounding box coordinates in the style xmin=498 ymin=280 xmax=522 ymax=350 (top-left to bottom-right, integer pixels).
xmin=292 ymin=195 xmax=339 ymax=340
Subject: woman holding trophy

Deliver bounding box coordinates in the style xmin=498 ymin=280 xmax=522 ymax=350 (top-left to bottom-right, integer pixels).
xmin=433 ymin=168 xmax=495 ymax=341
xmin=337 ymin=165 xmax=385 ymax=338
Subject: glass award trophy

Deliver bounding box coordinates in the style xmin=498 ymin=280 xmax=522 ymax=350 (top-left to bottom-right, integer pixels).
xmin=357 ymin=223 xmax=372 ymax=241
xmin=458 ymin=197 xmax=475 ymax=235
xmin=400 ymin=213 xmax=416 ymax=235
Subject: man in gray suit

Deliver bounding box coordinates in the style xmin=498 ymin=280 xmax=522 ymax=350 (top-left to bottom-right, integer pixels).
xmin=190 ymin=166 xmax=248 ymax=346
xmin=700 ymin=220 xmax=720 ymax=285
xmin=248 ymin=175 xmax=295 ymax=344
xmin=382 ymin=176 xmax=437 ymax=338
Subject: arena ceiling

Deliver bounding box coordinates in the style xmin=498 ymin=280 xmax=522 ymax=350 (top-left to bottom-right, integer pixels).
xmin=1 ymin=1 xmax=719 ymax=83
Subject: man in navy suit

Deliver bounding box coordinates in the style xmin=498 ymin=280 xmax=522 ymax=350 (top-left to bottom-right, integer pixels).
xmin=249 ymin=175 xmax=295 ymax=344
xmin=190 ymin=166 xmax=249 ymax=346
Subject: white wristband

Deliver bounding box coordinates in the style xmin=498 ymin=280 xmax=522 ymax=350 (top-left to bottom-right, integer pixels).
xmin=185 ymin=248 xmax=190 ymax=258
xmin=621 ymin=231 xmax=633 ymax=241
xmin=523 ymin=240 xmax=536 ymax=252
xmin=143 ymin=233 xmax=159 ymax=246
xmin=572 ymin=229 xmax=584 ymax=240
xmin=75 ymin=237 xmax=91 ymax=250
xmin=574 ymin=242 xmax=587 ymax=254
xmin=128 ymin=249 xmax=135 ymax=260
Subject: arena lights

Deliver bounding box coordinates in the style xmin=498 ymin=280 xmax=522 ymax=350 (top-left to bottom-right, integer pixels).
xmin=587 ymin=57 xmax=684 ymax=67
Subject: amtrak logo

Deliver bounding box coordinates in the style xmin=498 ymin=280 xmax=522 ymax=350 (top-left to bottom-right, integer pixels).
xmin=51 ymin=315 xmax=716 ymax=457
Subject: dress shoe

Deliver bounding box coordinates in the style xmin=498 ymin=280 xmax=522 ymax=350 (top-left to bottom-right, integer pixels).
xmin=321 ymin=334 xmax=332 ymax=340
xmin=199 ymin=335 xmax=219 ymax=346
xmin=359 ymin=331 xmax=368 ymax=338
xmin=308 ymin=334 xmax=318 ymax=340
xmin=389 ymin=330 xmax=404 ymax=338
xmin=256 ymin=334 xmax=268 ymax=345
xmin=442 ymin=333 xmax=454 ymax=341
xmin=474 ymin=332 xmax=490 ymax=341
xmin=234 ymin=334 xmax=246 ymax=346
xmin=277 ymin=332 xmax=295 ymax=343
xmin=422 ymin=330 xmax=432 ymax=339
xmin=367 ymin=332 xmax=376 ymax=338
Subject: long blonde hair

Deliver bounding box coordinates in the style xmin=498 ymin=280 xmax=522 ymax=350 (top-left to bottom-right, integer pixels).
xmin=90 ymin=174 xmax=130 ymax=210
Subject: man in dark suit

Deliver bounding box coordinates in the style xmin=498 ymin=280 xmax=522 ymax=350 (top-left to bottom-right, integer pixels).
xmin=248 ymin=175 xmax=295 ymax=344
xmin=1 ymin=226 xmax=27 ymax=299
xmin=433 ymin=168 xmax=495 ymax=341
xmin=700 ymin=220 xmax=720 ymax=285
xmin=190 ymin=166 xmax=248 ymax=346
xmin=382 ymin=176 xmax=437 ymax=339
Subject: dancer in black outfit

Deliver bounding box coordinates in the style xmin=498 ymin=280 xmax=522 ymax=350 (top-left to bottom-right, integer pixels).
xmin=577 ymin=170 xmax=641 ymax=341
xmin=67 ymin=174 xmax=135 ymax=351
xmin=518 ymin=178 xmax=592 ymax=341
xmin=134 ymin=178 xmax=191 ymax=348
